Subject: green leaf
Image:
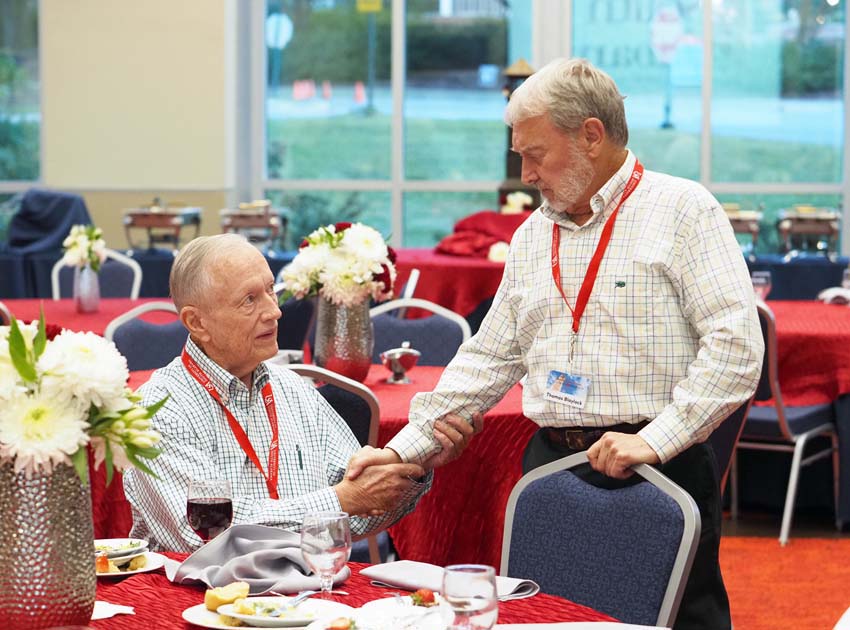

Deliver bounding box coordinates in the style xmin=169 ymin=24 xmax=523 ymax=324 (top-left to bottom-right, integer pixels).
xmin=8 ymin=317 xmax=37 ymax=383
xmin=104 ymin=441 xmax=114 ymax=486
xmin=145 ymin=394 xmax=170 ymax=417
xmin=32 ymin=309 xmax=46 ymax=360
xmin=126 ymin=452 xmax=160 ymax=479
xmin=71 ymin=448 xmax=89 ymax=485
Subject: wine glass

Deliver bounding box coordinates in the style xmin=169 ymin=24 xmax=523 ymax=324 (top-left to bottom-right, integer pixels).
xmin=441 ymin=564 xmax=498 ymax=630
xmin=300 ymin=511 xmax=351 ymax=598
xmin=751 ymin=270 xmax=772 ymax=301
xmin=186 ymin=479 xmax=233 ymax=543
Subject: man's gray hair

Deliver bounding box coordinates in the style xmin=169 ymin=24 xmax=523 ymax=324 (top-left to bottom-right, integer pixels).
xmin=170 ymin=233 xmax=250 ymax=310
xmin=504 ymin=58 xmax=628 ymax=147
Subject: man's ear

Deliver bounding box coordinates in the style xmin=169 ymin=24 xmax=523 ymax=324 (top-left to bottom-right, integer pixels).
xmin=181 ymin=306 xmax=210 ymax=343
xmin=579 ymin=117 xmax=606 ymax=158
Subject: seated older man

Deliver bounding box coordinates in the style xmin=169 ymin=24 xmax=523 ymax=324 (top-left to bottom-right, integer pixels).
xmin=124 ymin=234 xmax=456 ymax=552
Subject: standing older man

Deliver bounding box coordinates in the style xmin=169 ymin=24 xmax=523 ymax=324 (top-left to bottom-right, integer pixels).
xmin=124 ymin=234 xmax=442 ymax=552
xmin=349 ymin=58 xmax=763 ymax=629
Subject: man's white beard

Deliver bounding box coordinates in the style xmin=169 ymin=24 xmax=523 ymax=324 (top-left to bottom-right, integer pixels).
xmin=544 ymin=150 xmax=595 ymax=213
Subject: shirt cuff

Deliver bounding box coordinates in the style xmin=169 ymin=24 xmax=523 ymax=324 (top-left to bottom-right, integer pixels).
xmin=638 ymin=409 xmax=690 ymax=464
xmin=385 ymin=424 xmax=439 ymax=463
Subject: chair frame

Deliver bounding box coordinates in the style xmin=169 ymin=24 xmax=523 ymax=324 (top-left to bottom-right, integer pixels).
xmin=104 ymin=301 xmax=179 ymax=341
xmin=370 ymin=297 xmax=472 ymax=342
xmin=500 ymin=451 xmax=700 ymax=629
xmin=51 ymin=248 xmax=143 ymax=300
xmin=280 ymin=363 xmax=383 ymax=565
xmin=0 ymin=300 xmax=10 ymax=325
xmin=731 ymin=300 xmax=839 ymax=545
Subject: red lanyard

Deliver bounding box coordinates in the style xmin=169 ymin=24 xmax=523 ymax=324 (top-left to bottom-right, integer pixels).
xmin=182 ymin=349 xmax=280 ymax=499
xmin=551 ymin=160 xmax=644 ymax=357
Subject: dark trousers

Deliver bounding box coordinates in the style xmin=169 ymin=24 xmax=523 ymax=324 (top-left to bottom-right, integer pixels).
xmin=522 ymin=429 xmax=731 ymax=630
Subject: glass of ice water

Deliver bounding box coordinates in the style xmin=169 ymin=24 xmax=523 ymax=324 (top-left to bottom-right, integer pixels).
xmin=751 ymin=270 xmax=772 ymax=301
xmin=300 ymin=511 xmax=351 ymax=598
xmin=442 ymin=564 xmax=498 ymax=630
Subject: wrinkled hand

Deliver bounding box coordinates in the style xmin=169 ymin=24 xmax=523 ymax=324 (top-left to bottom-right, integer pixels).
xmin=586 ymin=432 xmax=660 ymax=479
xmin=346 ymin=446 xmax=401 ymax=481
xmin=421 ymin=413 xmax=483 ymax=471
xmin=335 ymin=461 xmax=425 ymax=517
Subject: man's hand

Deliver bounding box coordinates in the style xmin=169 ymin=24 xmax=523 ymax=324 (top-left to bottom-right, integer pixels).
xmin=335 ymin=461 xmax=425 ymax=516
xmin=346 ymin=446 xmax=401 ymax=481
xmin=586 ymin=432 xmax=660 ymax=479
xmin=421 ymin=413 xmax=483 ymax=471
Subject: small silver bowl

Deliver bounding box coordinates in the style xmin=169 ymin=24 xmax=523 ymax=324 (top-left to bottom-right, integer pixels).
xmin=380 ymin=342 xmax=421 ymax=384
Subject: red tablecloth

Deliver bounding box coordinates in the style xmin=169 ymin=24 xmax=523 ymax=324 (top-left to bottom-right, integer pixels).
xmin=762 ymin=301 xmax=850 ymax=406
xmin=93 ymin=557 xmax=614 ymax=628
xmin=3 ymin=297 xmax=175 ymax=334
xmin=394 ymin=248 xmax=505 ymax=317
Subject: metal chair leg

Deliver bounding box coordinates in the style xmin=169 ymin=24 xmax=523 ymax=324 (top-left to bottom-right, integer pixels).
xmin=779 ymin=435 xmax=809 ymax=546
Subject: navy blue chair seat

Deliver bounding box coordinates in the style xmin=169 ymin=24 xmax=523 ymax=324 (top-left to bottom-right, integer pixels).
xmin=104 ymin=302 xmax=186 ymax=372
xmin=744 ymin=403 xmax=835 ymax=440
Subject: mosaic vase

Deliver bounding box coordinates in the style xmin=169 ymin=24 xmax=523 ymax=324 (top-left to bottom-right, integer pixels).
xmin=73 ymin=264 xmax=100 ymax=314
xmin=0 ymin=461 xmax=96 ymax=628
xmin=314 ymin=297 xmax=373 ymax=382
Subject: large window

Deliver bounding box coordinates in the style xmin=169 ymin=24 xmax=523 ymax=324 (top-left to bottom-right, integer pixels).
xmin=0 ymin=0 xmax=39 ymax=185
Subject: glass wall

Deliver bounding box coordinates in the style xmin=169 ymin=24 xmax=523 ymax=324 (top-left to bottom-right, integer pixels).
xmin=0 ymin=0 xmax=39 ymax=182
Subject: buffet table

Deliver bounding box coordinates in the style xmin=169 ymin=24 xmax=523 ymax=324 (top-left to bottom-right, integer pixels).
xmin=93 ymin=558 xmax=614 ymax=628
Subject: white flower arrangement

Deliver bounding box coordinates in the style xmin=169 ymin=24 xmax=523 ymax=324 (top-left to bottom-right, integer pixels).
xmin=279 ymin=222 xmax=397 ymax=307
xmin=0 ymin=315 xmax=164 ymax=482
xmin=62 ymin=224 xmax=107 ymax=272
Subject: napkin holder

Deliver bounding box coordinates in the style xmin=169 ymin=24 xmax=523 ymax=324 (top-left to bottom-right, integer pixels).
xmin=380 ymin=342 xmax=421 ymax=384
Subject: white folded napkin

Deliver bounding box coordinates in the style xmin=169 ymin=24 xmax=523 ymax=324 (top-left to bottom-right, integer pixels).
xmin=360 ymin=560 xmax=539 ymax=602
xmin=91 ymin=601 xmax=135 ymax=620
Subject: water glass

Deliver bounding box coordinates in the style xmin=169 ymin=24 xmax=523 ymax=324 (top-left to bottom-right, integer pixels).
xmin=751 ymin=270 xmax=772 ymax=301
xmin=442 ymin=564 xmax=498 ymax=630
xmin=300 ymin=511 xmax=351 ymax=597
xmin=186 ymin=479 xmax=233 ymax=543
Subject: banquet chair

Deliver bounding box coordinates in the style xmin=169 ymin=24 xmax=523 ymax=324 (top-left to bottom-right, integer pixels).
xmin=277 ymin=363 xmax=386 ymax=565
xmin=707 ymin=398 xmax=754 ymax=494
xmin=369 ymin=298 xmax=471 ymax=366
xmin=392 ymin=268 xmax=420 ymax=319
xmin=277 ymin=296 xmax=315 ymax=357
xmin=104 ymin=301 xmax=186 ymax=371
xmin=501 ymin=451 xmax=700 ymax=628
xmin=0 ymin=301 xmax=10 ymax=325
xmin=51 ymin=248 xmax=143 ymax=300
xmin=731 ymin=300 xmax=839 ymax=545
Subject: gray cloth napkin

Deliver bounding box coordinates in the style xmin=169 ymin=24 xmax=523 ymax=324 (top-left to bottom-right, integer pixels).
xmin=164 ymin=524 xmax=351 ymax=595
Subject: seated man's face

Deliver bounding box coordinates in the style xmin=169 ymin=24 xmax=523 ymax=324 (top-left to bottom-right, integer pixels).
xmin=197 ymin=245 xmax=281 ymax=379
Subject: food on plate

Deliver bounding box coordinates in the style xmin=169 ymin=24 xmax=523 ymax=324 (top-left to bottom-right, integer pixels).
xmin=204 ymin=581 xmax=250 ymax=611
xmin=230 ymin=598 xmax=317 ymax=619
xmin=217 ymin=613 xmax=245 ymax=627
xmin=94 ymin=540 xmax=143 ymax=554
xmin=325 ymin=617 xmax=357 ymax=630
xmin=410 ymin=588 xmax=437 ymax=607
xmin=95 ymin=553 xmax=147 ymax=574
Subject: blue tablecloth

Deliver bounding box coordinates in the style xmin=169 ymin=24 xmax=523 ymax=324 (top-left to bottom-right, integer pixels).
xmin=746 ymin=254 xmax=849 ymax=300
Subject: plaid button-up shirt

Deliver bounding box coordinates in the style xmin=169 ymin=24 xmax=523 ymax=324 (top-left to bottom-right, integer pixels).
xmin=124 ymin=337 xmax=430 ymax=552
xmin=387 ymin=151 xmax=763 ymax=464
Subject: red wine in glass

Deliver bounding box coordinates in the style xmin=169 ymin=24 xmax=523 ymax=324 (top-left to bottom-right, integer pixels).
xmin=186 ymin=498 xmax=233 ymax=542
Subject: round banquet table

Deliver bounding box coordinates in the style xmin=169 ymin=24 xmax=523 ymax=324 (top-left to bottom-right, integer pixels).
xmin=2 ymin=297 xmax=174 ymax=335
xmin=92 ymin=558 xmax=615 ymax=628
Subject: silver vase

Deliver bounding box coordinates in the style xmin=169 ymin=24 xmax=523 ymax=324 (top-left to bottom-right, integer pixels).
xmin=314 ymin=297 xmax=374 ymax=382
xmin=73 ymin=264 xmax=100 ymax=313
xmin=0 ymin=461 xmax=96 ymax=629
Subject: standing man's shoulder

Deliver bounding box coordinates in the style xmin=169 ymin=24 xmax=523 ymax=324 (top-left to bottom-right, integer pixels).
xmin=641 ymin=168 xmax=721 ymax=216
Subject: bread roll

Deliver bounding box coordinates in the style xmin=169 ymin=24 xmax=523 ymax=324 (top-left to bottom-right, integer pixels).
xmin=204 ymin=581 xmax=250 ymax=611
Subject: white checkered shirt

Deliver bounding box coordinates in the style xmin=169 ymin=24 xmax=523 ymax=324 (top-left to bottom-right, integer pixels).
xmin=124 ymin=337 xmax=430 ymax=552
xmin=388 ymin=151 xmax=764 ymax=464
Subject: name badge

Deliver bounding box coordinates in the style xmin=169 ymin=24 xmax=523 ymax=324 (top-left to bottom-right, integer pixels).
xmin=544 ymin=369 xmax=591 ymax=409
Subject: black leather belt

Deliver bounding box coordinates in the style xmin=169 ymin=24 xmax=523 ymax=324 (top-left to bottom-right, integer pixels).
xmin=544 ymin=421 xmax=650 ymax=450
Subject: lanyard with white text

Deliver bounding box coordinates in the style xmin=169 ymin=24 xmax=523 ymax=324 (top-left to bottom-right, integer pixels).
xmin=551 ymin=160 xmax=644 ymax=363
xmin=181 ymin=349 xmax=280 ymax=500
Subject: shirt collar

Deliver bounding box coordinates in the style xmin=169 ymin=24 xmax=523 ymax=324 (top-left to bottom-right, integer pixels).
xmin=540 ymin=149 xmax=637 ymax=228
xmin=184 ymin=337 xmax=270 ymax=404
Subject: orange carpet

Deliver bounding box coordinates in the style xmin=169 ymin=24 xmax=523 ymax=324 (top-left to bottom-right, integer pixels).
xmin=721 ymin=536 xmax=850 ymax=629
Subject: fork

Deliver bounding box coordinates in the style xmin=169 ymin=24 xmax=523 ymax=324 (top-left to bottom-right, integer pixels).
xmin=269 ymin=589 xmax=350 ymax=606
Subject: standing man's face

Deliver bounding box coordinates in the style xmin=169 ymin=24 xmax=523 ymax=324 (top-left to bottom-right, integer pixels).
xmin=512 ymin=114 xmax=595 ymax=213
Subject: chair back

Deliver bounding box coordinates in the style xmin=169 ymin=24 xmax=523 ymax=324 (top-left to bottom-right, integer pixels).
xmin=754 ymin=301 xmax=793 ymax=440
xmin=369 ymin=298 xmax=471 ymax=366
xmin=104 ymin=301 xmax=185 ymax=371
xmin=501 ymin=452 xmax=700 ymax=628
xmin=707 ymin=398 xmax=753 ymax=491
xmin=277 ymin=297 xmax=315 ymax=352
xmin=52 ymin=248 xmax=143 ymax=300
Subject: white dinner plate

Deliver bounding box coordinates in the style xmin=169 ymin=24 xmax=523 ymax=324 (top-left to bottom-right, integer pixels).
xmin=303 ymin=596 xmax=450 ymax=630
xmin=216 ymin=597 xmax=354 ymax=628
xmin=94 ymin=537 xmax=149 ymax=559
xmin=182 ymin=603 xmax=248 ymax=630
xmin=96 ymin=551 xmax=166 ymax=578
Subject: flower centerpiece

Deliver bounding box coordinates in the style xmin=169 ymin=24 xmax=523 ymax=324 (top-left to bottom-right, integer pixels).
xmin=279 ymin=222 xmax=396 ymax=381
xmin=62 ymin=224 xmax=107 ymax=313
xmin=0 ymin=314 xmax=164 ymax=629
